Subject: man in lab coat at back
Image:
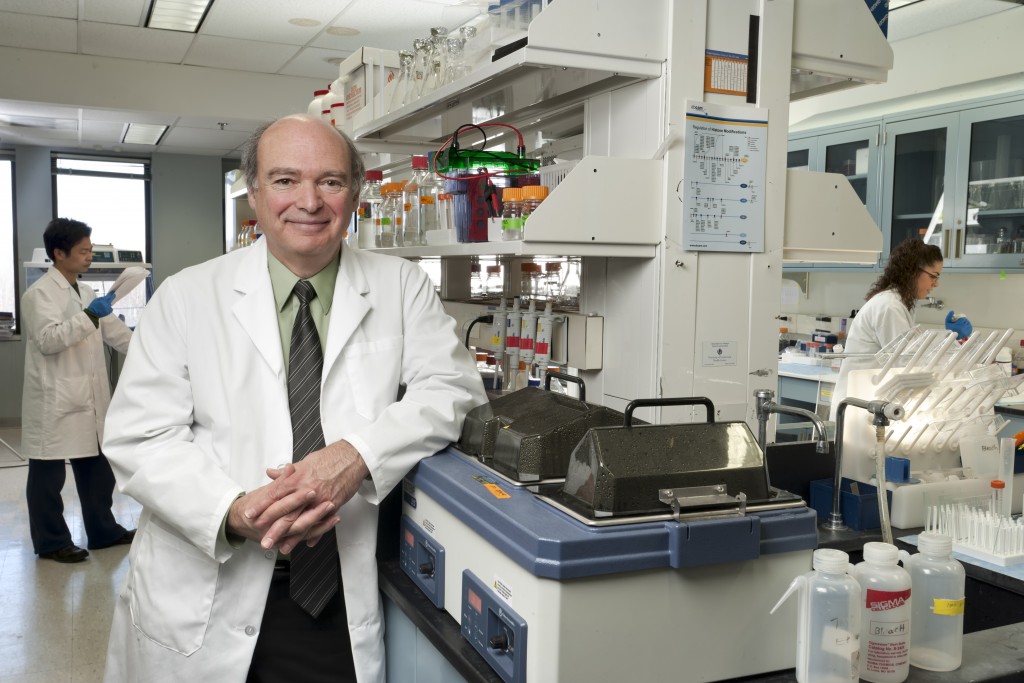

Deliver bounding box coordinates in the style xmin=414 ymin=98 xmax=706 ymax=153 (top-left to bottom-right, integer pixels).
xmin=102 ymin=114 xmax=486 ymax=682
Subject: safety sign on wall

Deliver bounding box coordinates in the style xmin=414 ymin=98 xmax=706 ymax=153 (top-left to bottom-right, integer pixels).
xmin=682 ymin=100 xmax=768 ymax=253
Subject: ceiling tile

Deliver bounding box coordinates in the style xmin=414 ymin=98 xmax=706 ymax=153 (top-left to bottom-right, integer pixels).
xmin=200 ymin=0 xmax=356 ymax=44
xmin=84 ymin=0 xmax=147 ymax=26
xmin=0 ymin=11 xmax=77 ymax=51
xmin=83 ymin=109 xmax=177 ymax=126
xmin=174 ymin=115 xmax=260 ymax=132
xmin=80 ymin=23 xmax=194 ymax=63
xmin=160 ymin=125 xmax=250 ymax=148
xmin=184 ymin=34 xmax=300 ymax=73
xmin=81 ymin=119 xmax=128 ymax=143
xmin=0 ymin=99 xmax=81 ymax=119
xmin=0 ymin=0 xmax=77 ymax=20
xmin=278 ymin=46 xmax=351 ymax=80
xmin=157 ymin=144 xmax=237 ymax=156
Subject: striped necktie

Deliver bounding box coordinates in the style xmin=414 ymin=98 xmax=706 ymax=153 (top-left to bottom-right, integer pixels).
xmin=287 ymin=279 xmax=339 ymax=618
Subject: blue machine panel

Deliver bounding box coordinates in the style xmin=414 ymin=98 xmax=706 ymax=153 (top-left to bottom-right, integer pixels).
xmin=399 ymin=515 xmax=446 ymax=609
xmin=461 ymin=570 xmax=527 ymax=683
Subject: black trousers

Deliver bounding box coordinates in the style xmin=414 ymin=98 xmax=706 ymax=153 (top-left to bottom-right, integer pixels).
xmin=247 ymin=563 xmax=357 ymax=683
xmin=26 ymin=455 xmax=128 ymax=554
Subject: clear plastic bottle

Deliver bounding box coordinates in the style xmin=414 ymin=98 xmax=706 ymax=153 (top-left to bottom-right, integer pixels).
xmin=770 ymin=548 xmax=861 ymax=683
xmin=403 ymin=157 xmax=428 ymax=246
xmin=389 ymin=50 xmax=416 ymax=113
xmin=377 ymin=182 xmax=402 ymax=248
xmin=437 ymin=193 xmax=454 ymax=233
xmin=901 ymin=532 xmax=965 ymax=672
xmin=501 ymin=187 xmax=524 ymax=241
xmin=853 ymin=542 xmax=912 ymax=683
xmin=421 ymin=152 xmax=446 ymax=233
xmin=359 ymin=170 xmax=384 ymax=249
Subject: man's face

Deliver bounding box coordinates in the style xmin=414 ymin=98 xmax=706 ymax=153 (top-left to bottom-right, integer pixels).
xmin=54 ymin=237 xmax=93 ymax=275
xmin=248 ymin=117 xmax=357 ymax=273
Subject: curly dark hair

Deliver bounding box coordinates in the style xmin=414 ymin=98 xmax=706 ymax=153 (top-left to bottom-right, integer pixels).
xmin=866 ymin=238 xmax=943 ymax=310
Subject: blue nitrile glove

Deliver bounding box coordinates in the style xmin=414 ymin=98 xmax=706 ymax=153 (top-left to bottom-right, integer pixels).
xmin=944 ymin=310 xmax=973 ymax=340
xmin=86 ymin=292 xmax=115 ymax=318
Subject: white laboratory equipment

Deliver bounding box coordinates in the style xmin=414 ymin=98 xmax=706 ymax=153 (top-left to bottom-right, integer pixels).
xmin=25 ymin=245 xmax=152 ymax=329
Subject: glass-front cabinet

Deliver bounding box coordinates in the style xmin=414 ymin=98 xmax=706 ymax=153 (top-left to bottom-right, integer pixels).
xmin=786 ymin=124 xmax=881 ymax=268
xmin=880 ymin=114 xmax=958 ymax=262
xmin=953 ymin=103 xmax=1024 ymax=268
xmin=875 ymin=99 xmax=1024 ymax=271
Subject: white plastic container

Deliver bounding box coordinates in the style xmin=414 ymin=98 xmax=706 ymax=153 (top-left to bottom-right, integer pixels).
xmin=901 ymin=532 xmax=965 ymax=672
xmin=770 ymin=548 xmax=861 ymax=683
xmin=853 ymin=542 xmax=912 ymax=683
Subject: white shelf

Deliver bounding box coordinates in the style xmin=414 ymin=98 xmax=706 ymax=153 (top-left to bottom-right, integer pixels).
xmin=352 ymin=0 xmax=667 ymax=143
xmin=367 ymin=240 xmax=654 ymax=259
xmin=367 ymin=155 xmax=662 ymax=260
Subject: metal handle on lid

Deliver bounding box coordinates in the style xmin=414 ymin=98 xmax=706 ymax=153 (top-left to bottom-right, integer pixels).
xmin=544 ymin=370 xmax=585 ymax=402
xmin=623 ymin=396 xmax=716 ymax=427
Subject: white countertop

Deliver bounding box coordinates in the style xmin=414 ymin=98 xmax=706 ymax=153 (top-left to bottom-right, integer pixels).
xmin=778 ymin=362 xmax=839 ymax=383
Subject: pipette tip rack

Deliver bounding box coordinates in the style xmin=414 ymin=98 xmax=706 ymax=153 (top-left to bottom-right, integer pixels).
xmin=926 ymin=502 xmax=1024 ymax=567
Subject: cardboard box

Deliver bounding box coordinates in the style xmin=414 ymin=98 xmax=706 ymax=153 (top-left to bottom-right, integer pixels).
xmin=337 ymin=47 xmax=400 ymax=124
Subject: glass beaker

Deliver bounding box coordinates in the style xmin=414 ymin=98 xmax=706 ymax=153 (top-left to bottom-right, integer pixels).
xmin=413 ymin=38 xmax=431 ymax=97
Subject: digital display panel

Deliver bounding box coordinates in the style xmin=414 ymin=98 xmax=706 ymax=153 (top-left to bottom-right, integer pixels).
xmin=467 ymin=588 xmax=482 ymax=614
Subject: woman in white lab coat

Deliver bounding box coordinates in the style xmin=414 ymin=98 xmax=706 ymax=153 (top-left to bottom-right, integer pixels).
xmin=830 ymin=238 xmax=944 ymax=421
xmin=21 ymin=218 xmax=134 ymax=561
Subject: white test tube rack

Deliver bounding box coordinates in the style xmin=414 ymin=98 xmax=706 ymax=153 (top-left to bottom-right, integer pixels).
xmin=925 ymin=501 xmax=1024 ymax=567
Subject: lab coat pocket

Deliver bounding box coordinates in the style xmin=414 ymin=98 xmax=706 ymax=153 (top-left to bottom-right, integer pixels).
xmin=126 ymin=521 xmax=218 ymax=655
xmin=53 ymin=376 xmax=91 ymax=415
xmin=343 ymin=336 xmax=404 ymax=420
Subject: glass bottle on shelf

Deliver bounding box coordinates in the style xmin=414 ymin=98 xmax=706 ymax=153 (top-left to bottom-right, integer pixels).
xmin=429 ymin=27 xmax=449 ymax=86
xmin=389 ymin=50 xmax=416 ymax=113
xmin=469 ymin=262 xmax=484 ymax=299
xmin=437 ymin=193 xmax=454 ymax=232
xmin=359 ymin=170 xmax=384 ymax=249
xmin=421 ymin=152 xmax=446 ymax=232
xmin=377 ymin=183 xmax=402 ymax=248
xmin=543 ymin=261 xmax=562 ymax=302
xmin=519 ymin=262 xmax=543 ymax=301
xmin=501 ymin=187 xmax=524 ymax=241
xmin=561 ymin=257 xmax=581 ymax=308
xmin=484 ymin=264 xmax=503 ymax=297
xmin=403 ymin=157 xmax=428 ymax=246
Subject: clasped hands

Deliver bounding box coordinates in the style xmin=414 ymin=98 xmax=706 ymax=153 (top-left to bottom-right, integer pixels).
xmin=226 ymin=440 xmax=369 ymax=554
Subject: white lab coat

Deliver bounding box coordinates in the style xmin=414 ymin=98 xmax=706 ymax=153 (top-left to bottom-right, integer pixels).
xmin=102 ymin=239 xmax=486 ymax=683
xmin=830 ymin=289 xmax=914 ymax=421
xmin=21 ymin=267 xmax=132 ymax=460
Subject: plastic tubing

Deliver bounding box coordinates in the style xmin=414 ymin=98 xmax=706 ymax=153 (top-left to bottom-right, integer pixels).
xmin=875 ymin=425 xmax=894 ymax=544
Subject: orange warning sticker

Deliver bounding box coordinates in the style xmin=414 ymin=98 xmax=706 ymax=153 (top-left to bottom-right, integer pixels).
xmin=483 ymin=482 xmax=511 ymax=499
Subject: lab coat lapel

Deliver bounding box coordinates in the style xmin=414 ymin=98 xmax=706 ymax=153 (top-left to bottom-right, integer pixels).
xmin=231 ymin=240 xmax=284 ymax=379
xmin=323 ymin=247 xmax=370 ymax=380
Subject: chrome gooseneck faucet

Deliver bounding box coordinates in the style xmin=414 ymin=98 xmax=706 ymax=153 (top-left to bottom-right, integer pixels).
xmin=822 ymin=397 xmax=905 ymax=532
xmin=753 ymin=389 xmax=830 ymax=456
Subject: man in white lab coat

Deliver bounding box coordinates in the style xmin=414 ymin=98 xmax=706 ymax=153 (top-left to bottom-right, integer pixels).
xmin=102 ymin=115 xmax=486 ymax=683
xmin=21 ymin=217 xmax=135 ymax=563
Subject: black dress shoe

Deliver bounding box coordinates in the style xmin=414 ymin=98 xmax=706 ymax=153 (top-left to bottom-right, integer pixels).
xmin=39 ymin=545 xmax=89 ymax=563
xmin=91 ymin=529 xmax=136 ymax=550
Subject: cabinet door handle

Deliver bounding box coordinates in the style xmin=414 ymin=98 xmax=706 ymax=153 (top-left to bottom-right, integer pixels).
xmin=942 ymin=229 xmax=951 ymax=258
xmin=954 ymin=228 xmax=963 ymax=259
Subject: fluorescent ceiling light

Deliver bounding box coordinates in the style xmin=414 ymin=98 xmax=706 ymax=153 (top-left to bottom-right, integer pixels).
xmin=146 ymin=0 xmax=213 ymax=33
xmin=122 ymin=123 xmax=168 ymax=145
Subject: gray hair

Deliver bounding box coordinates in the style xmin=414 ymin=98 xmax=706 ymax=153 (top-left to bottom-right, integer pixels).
xmin=240 ymin=114 xmax=366 ymax=197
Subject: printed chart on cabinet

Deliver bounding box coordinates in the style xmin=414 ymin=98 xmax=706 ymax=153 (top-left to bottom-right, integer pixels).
xmin=682 ymin=100 xmax=767 ymax=253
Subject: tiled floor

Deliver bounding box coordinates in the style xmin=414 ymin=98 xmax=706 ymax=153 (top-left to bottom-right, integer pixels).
xmin=0 ymin=448 xmax=140 ymax=682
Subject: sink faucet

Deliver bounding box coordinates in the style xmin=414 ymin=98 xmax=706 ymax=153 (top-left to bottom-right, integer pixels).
xmin=822 ymin=397 xmax=905 ymax=532
xmin=920 ymin=297 xmax=944 ymax=310
xmin=754 ymin=389 xmax=830 ymax=456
